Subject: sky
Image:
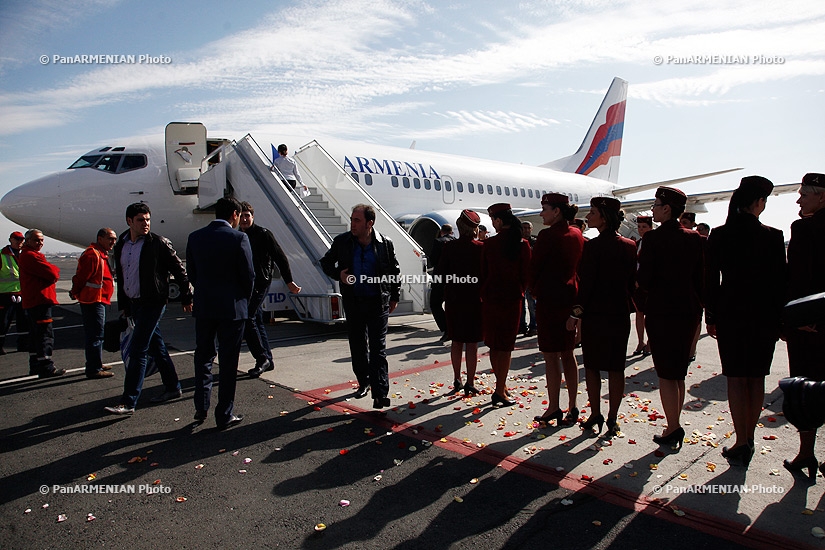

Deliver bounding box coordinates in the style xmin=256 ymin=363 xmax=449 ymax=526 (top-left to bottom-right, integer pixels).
xmin=0 ymin=0 xmax=823 ymax=252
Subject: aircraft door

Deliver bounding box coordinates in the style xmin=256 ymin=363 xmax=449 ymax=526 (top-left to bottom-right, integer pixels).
xmin=165 ymin=123 xmax=207 ymax=194
xmin=441 ymin=175 xmax=455 ymax=205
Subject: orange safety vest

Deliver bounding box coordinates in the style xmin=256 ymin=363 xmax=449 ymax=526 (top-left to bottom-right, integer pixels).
xmin=73 ymin=246 xmax=114 ymax=304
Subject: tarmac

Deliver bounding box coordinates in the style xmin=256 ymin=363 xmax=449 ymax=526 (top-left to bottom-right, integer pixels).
xmin=1 ymin=258 xmax=824 ymax=549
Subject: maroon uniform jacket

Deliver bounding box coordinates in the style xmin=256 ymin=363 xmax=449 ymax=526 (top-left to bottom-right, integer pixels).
xmin=528 ymin=221 xmax=584 ymax=311
xmin=577 ymin=231 xmax=636 ymax=317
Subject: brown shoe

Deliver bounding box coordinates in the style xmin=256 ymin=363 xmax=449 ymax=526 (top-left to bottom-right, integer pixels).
xmin=87 ymin=371 xmax=115 ymax=379
xmin=101 ymin=364 xmax=113 ymax=371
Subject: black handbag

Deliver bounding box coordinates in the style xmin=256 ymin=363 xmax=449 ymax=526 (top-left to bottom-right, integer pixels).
xmin=783 ymin=292 xmax=825 ymax=328
xmin=103 ymin=317 xmax=128 ymax=353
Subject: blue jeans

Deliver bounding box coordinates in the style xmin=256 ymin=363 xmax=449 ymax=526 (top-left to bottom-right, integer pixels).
xmin=121 ymin=302 xmax=180 ymax=409
xmin=243 ymin=287 xmax=272 ymax=364
xmin=80 ymin=302 xmax=105 ymax=375
xmin=343 ymin=295 xmax=389 ymax=399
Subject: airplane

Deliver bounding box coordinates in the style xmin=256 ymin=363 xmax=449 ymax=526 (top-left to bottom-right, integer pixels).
xmin=0 ymin=76 xmax=798 ymax=275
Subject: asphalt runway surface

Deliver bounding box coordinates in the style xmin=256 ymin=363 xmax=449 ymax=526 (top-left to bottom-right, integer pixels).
xmin=0 ymin=258 xmax=817 ymax=549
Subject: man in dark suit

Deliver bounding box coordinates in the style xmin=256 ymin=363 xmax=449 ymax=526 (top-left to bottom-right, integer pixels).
xmin=186 ymin=198 xmax=255 ymax=428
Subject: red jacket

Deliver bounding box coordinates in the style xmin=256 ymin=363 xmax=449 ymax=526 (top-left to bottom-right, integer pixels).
xmin=19 ymin=245 xmax=60 ymax=309
xmin=71 ymin=243 xmax=114 ymax=305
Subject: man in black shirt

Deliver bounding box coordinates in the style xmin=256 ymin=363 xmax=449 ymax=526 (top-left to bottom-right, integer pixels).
xmin=239 ymin=202 xmax=302 ymax=377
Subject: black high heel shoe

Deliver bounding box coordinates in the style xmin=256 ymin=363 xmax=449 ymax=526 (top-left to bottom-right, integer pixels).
xmin=446 ymin=379 xmax=463 ymax=396
xmin=533 ymin=409 xmax=563 ymax=424
xmin=580 ymin=413 xmax=604 ymax=434
xmin=463 ymin=382 xmax=480 ymax=396
xmin=373 ymin=397 xmax=391 ymax=409
xmin=561 ymin=407 xmax=579 ymax=426
xmin=722 ymin=443 xmax=755 ymax=467
xmin=783 ymin=457 xmax=819 ymax=481
xmin=653 ymin=427 xmax=685 ymax=449
xmin=605 ymin=417 xmax=620 ymax=437
xmin=491 ymin=393 xmax=515 ymax=407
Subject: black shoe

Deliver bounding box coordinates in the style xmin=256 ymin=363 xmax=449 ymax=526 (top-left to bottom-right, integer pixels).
xmin=463 ymin=383 xmax=480 ymax=397
xmin=217 ymin=415 xmax=244 ymax=429
xmin=39 ymin=368 xmax=66 ymax=378
xmin=534 ymin=409 xmax=563 ymax=424
xmin=247 ymin=359 xmax=273 ymax=377
xmin=783 ymin=457 xmax=818 ymax=480
xmin=193 ymin=410 xmax=208 ymax=422
xmin=354 ymin=385 xmax=370 ymax=399
xmin=446 ymin=379 xmax=463 ymax=396
xmin=653 ymin=427 xmax=685 ymax=449
xmin=580 ymin=414 xmax=604 ymax=434
xmin=373 ymin=397 xmax=391 ymax=409
xmin=561 ymin=407 xmax=580 ymax=426
xmin=722 ymin=443 xmax=755 ymax=468
xmin=491 ymin=393 xmax=515 ymax=407
xmin=605 ymin=417 xmax=621 ymax=438
xmin=150 ymin=388 xmax=182 ymax=403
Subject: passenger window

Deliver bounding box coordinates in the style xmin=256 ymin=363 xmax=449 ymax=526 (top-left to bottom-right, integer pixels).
xmin=434 ymin=180 xmax=442 ymax=191
xmin=504 ymin=187 xmax=510 ymax=196
xmin=478 ymin=185 xmax=484 ymax=195
xmin=520 ymin=188 xmax=525 ymax=197
xmin=392 ymin=176 xmax=399 ymax=188
xmin=528 ymin=189 xmax=533 ymax=198
xmin=487 ymin=185 xmax=493 ymax=194
xmin=351 ymin=173 xmax=360 ymax=183
xmin=456 ymin=182 xmax=463 ymax=193
xmin=496 ymin=186 xmax=502 ymax=195
xmin=468 ymin=183 xmax=475 ymax=193
xmin=365 ymin=174 xmax=373 ymax=186
xmin=403 ymin=177 xmax=410 ymax=189
xmin=413 ymin=178 xmax=421 ymax=189
xmin=424 ymin=179 xmax=431 ymax=190
xmin=445 ymin=181 xmax=452 ymax=192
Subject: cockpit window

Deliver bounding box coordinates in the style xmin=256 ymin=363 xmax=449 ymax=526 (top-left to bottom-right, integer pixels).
xmin=69 ymin=155 xmax=102 ymax=169
xmin=68 ymin=153 xmax=147 ymax=173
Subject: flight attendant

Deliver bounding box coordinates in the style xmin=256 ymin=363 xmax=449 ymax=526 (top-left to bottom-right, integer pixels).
xmin=480 ymin=203 xmax=531 ymax=407
xmin=570 ymin=197 xmax=636 ymax=436
xmin=632 ymin=216 xmax=653 ymax=356
xmin=784 ymin=173 xmax=825 ymax=479
xmin=637 ymin=186 xmax=703 ymax=449
xmin=437 ymin=209 xmax=484 ymax=396
xmin=705 ymin=176 xmax=786 ymax=468
xmin=529 ymin=193 xmax=584 ymax=425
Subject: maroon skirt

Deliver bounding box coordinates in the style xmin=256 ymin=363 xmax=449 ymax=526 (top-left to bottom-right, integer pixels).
xmin=536 ymin=301 xmax=576 ymax=353
xmin=446 ymin=298 xmax=483 ymax=344
xmin=482 ymin=299 xmax=521 ymax=352
xmin=645 ymin=313 xmax=701 ymax=381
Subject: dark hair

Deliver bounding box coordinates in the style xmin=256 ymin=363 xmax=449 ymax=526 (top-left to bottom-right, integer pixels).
xmin=97 ymin=227 xmax=115 ymax=239
xmin=595 ymin=206 xmax=625 ymax=233
xmin=240 ymin=201 xmax=254 ymax=215
xmin=215 ymin=197 xmax=242 ymax=221
xmin=494 ymin=211 xmax=525 ymax=261
xmin=726 ymin=185 xmax=768 ymax=224
xmin=278 ymin=144 xmax=288 ymax=154
xmin=559 ymin=203 xmax=579 ymax=222
xmin=125 ymin=202 xmax=150 ymax=219
xmin=353 ymin=204 xmax=376 ymax=223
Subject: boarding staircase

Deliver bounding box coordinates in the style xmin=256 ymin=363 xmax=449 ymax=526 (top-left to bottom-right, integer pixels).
xmin=180 ymin=124 xmax=427 ymax=323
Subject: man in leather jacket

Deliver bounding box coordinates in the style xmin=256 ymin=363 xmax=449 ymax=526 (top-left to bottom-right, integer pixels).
xmin=104 ymin=202 xmax=192 ymax=415
xmin=320 ymin=204 xmax=400 ymax=409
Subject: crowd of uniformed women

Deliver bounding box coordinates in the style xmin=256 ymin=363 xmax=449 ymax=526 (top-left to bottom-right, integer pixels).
xmin=435 ymin=173 xmax=825 ymax=477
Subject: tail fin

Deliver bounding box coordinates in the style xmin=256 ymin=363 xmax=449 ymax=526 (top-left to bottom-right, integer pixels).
xmin=541 ymin=77 xmax=628 ymax=184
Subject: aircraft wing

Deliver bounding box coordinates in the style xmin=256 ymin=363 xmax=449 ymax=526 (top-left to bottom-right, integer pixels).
xmin=611 ymin=168 xmax=743 ymax=198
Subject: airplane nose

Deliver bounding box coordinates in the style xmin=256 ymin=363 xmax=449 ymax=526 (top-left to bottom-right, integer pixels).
xmin=0 ymin=173 xmax=62 ymax=232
